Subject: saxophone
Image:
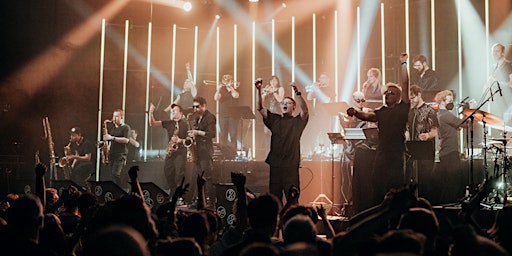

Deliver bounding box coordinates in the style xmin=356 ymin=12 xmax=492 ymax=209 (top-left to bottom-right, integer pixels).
xmin=165 ymin=123 xmax=180 ymax=158
xmin=98 ymin=120 xmax=111 ymax=164
xmin=59 ymin=140 xmax=74 ymax=179
xmin=185 ymin=113 xmax=196 ymax=163
xmin=43 ymin=117 xmax=57 ymax=180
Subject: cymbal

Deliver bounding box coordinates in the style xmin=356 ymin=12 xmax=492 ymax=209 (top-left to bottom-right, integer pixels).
xmin=463 ymin=109 xmax=504 ymax=125
xmin=485 ymin=122 xmax=512 ymax=132
xmin=490 ymin=138 xmax=512 ymax=144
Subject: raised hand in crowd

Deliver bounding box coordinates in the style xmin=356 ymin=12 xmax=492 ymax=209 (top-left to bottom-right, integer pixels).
xmin=197 ymin=171 xmax=207 ymax=210
xmin=128 ymin=165 xmax=143 ymax=198
xmin=316 ymin=204 xmax=335 ymax=239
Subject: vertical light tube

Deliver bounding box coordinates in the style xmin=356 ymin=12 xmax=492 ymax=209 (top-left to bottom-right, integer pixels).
xmin=381 ymin=3 xmax=386 ymax=88
xmin=431 ymin=0 xmax=436 ymax=70
xmin=96 ymin=18 xmax=106 ymax=180
xmin=123 ymin=20 xmax=129 ymax=112
xmin=194 ymin=26 xmax=198 ymax=83
xmin=291 ymin=16 xmax=295 ymax=81
xmin=234 ymin=24 xmax=238 ymax=83
xmin=216 ymin=26 xmax=220 ymax=143
xmin=457 ymin=0 xmax=464 ymax=154
xmin=357 ymin=7 xmax=361 ymax=91
xmin=144 ymin=22 xmax=152 ymax=162
xmin=405 ymin=0 xmax=410 ymax=69
xmin=485 ymin=0 xmax=490 ymax=79
xmin=272 ymin=19 xmax=275 ymax=75
xmin=334 ymin=11 xmax=338 ymax=101
xmin=251 ymin=21 xmax=256 ymax=159
xmin=312 ymin=14 xmax=317 ymax=84
xmin=171 ymin=24 xmax=177 ymax=109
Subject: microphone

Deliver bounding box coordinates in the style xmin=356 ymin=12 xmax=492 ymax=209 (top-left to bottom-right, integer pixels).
xmin=497 ymin=81 xmax=503 ymax=97
xmin=459 ymin=96 xmax=469 ymax=104
xmin=490 ymin=86 xmax=494 ymax=101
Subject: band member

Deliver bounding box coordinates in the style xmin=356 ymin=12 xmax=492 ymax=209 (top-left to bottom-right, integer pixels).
xmin=103 ymin=109 xmax=130 ymax=188
xmin=214 ymin=74 xmax=240 ymax=152
xmin=164 ymin=62 xmax=197 ymax=112
xmin=149 ymin=103 xmax=188 ymax=195
xmin=262 ymin=75 xmax=285 ymax=114
xmin=340 ymin=91 xmax=374 ymax=129
xmin=67 ymin=127 xmax=95 ymax=189
xmin=127 ymin=129 xmax=141 ymax=163
xmin=490 ymin=43 xmax=512 ymax=126
xmin=255 ymin=78 xmax=309 ymax=204
xmin=347 ymin=53 xmax=410 ymax=206
xmin=363 ymin=68 xmax=384 ymax=103
xmin=188 ymin=96 xmax=216 ymax=204
xmin=307 ymin=72 xmax=333 ymax=103
xmin=411 ymin=54 xmax=440 ymax=91
xmin=433 ymin=90 xmax=468 ymax=204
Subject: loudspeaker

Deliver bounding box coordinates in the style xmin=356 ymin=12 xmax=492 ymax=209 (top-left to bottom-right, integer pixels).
xmin=50 ymin=180 xmax=86 ymax=195
xmin=139 ymin=182 xmax=170 ymax=213
xmin=10 ymin=178 xmax=35 ymax=195
xmin=215 ymin=183 xmax=237 ymax=229
xmin=88 ymin=181 xmax=128 ymax=204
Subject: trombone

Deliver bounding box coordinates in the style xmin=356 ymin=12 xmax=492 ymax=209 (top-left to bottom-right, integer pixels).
xmin=203 ymin=79 xmax=240 ymax=89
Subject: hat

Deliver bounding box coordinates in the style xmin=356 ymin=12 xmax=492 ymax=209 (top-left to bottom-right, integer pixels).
xmin=70 ymin=127 xmax=81 ymax=135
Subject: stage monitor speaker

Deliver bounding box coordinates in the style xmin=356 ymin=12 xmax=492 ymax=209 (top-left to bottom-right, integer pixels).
xmin=10 ymin=178 xmax=35 ymax=195
xmin=51 ymin=180 xmax=86 ymax=195
xmin=88 ymin=181 xmax=128 ymax=204
xmin=215 ymin=183 xmax=237 ymax=229
xmin=139 ymin=182 xmax=170 ymax=213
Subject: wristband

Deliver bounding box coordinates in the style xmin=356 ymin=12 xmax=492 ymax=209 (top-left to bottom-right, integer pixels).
xmin=295 ymin=91 xmax=302 ymax=96
xmin=401 ymin=61 xmax=407 ymax=66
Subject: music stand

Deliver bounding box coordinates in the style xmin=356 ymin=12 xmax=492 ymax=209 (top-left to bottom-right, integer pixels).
xmin=406 ymin=141 xmax=434 ymax=196
xmin=312 ymin=132 xmax=344 ymax=214
xmin=226 ymin=106 xmax=255 ymax=154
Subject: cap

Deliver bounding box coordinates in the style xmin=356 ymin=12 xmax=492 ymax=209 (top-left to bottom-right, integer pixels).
xmin=70 ymin=127 xmax=81 ymax=135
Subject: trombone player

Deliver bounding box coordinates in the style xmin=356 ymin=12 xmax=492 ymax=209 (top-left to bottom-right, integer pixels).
xmin=214 ymin=74 xmax=240 ymax=153
xmin=66 ymin=127 xmax=96 ymax=189
xmin=149 ymin=102 xmax=189 ymax=197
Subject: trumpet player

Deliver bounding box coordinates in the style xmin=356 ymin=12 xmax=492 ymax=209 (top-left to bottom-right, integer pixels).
xmin=149 ymin=103 xmax=188 ymax=197
xmin=67 ymin=127 xmax=95 ymax=189
xmin=103 ymin=109 xmax=131 ymax=188
xmin=214 ymin=74 xmax=240 ymax=152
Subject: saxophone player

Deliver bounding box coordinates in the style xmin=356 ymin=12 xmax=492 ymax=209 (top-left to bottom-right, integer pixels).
xmin=103 ymin=109 xmax=131 ymax=188
xmin=67 ymin=127 xmax=96 ymax=189
xmin=149 ymin=103 xmax=188 ymax=197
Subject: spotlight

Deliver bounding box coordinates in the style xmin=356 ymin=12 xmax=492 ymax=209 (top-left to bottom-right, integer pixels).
xmin=249 ymin=0 xmax=259 ymax=2
xmin=183 ymin=1 xmax=192 ymax=12
xmin=215 ymin=15 xmax=220 ymax=20
xmin=281 ymin=3 xmax=287 ymax=8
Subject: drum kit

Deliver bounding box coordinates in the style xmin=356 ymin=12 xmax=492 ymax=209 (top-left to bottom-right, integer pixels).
xmin=462 ymin=108 xmax=512 ymax=206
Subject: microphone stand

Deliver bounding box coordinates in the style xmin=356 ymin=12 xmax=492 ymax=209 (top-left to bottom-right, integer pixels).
xmin=459 ymin=86 xmax=501 ymax=196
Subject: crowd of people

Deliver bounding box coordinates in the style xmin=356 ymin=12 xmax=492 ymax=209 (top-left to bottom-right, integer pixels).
xmin=1 ymin=162 xmax=511 ymax=256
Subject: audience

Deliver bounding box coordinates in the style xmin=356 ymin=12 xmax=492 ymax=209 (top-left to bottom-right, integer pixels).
xmin=0 ymin=163 xmax=510 ymax=256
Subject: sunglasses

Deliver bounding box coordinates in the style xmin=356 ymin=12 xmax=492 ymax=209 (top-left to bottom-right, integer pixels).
xmin=354 ymin=99 xmax=365 ymax=103
xmin=192 ymin=105 xmax=200 ymax=109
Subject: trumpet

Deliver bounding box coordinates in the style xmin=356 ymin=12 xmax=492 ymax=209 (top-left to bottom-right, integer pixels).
xmin=203 ymin=79 xmax=240 ymax=89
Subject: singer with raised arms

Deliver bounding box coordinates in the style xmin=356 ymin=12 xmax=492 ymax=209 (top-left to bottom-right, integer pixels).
xmin=255 ymin=78 xmax=308 ymax=205
xmin=102 ymin=109 xmax=131 ymax=188
xmin=346 ymin=53 xmax=410 ymax=206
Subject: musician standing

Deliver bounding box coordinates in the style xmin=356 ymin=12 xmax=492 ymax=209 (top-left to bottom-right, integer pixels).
xmin=256 ymin=79 xmax=309 ymax=204
xmin=149 ymin=103 xmax=188 ymax=196
xmin=214 ymin=74 xmax=240 ymax=153
xmin=307 ymin=72 xmax=333 ymax=103
xmin=103 ymin=109 xmax=130 ymax=188
xmin=362 ymin=68 xmax=384 ymax=103
xmin=67 ymin=127 xmax=95 ymax=189
xmin=188 ymin=96 xmax=216 ymax=205
xmin=164 ymin=62 xmax=197 ymax=113
xmin=347 ymin=53 xmax=410 ymax=206
xmin=490 ymin=43 xmax=512 ymax=125
xmin=433 ymin=90 xmax=468 ymax=204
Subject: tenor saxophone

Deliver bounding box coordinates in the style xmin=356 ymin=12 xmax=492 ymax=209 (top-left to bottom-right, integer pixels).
xmin=98 ymin=120 xmax=111 ymax=164
xmin=166 ymin=125 xmax=180 ymax=158
xmin=185 ymin=113 xmax=197 ymax=163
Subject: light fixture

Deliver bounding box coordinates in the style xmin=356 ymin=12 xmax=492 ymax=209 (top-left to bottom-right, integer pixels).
xmin=183 ymin=1 xmax=192 ymax=12
xmin=281 ymin=3 xmax=287 ymax=8
xmin=249 ymin=0 xmax=259 ymax=3
xmin=215 ymin=14 xmax=221 ymax=20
